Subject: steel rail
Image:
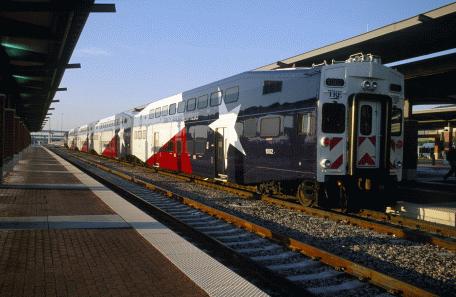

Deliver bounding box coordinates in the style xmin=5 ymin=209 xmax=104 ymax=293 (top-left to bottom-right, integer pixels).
xmin=68 ymin=150 xmax=456 ymax=251
xmin=53 ymin=149 xmax=309 ymax=297
xmin=58 ymin=148 xmax=438 ymax=297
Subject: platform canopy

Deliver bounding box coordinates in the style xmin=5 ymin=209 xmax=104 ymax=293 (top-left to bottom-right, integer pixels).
xmin=394 ymin=52 xmax=456 ymax=105
xmin=256 ymin=3 xmax=456 ymax=106
xmin=0 ymin=0 xmax=115 ymax=131
xmin=413 ymin=105 xmax=456 ymax=129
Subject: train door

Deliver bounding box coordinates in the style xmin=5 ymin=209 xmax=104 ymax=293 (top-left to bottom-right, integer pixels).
xmin=144 ymin=128 xmax=148 ymax=161
xmin=215 ymin=127 xmax=226 ymax=176
xmin=356 ymin=100 xmax=381 ymax=169
xmin=115 ymin=129 xmax=120 ymax=158
xmin=176 ymin=135 xmax=182 ymax=172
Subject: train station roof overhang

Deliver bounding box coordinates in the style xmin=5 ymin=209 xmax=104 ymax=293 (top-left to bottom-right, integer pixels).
xmin=255 ymin=3 xmax=456 ymax=106
xmin=0 ymin=1 xmax=115 ymax=132
xmin=413 ymin=106 xmax=456 ymax=129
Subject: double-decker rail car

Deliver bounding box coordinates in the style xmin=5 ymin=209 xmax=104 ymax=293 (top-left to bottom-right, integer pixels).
xmin=93 ymin=112 xmax=135 ymax=158
xmin=69 ymin=53 xmax=404 ymax=209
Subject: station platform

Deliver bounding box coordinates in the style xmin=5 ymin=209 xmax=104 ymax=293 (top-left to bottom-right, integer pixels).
xmin=391 ymin=162 xmax=456 ymax=227
xmin=0 ymin=146 xmax=267 ymax=297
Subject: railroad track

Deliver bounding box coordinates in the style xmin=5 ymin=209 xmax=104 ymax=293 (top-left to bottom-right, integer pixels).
xmin=51 ymin=146 xmax=442 ymax=297
xmin=64 ymin=148 xmax=456 ymax=252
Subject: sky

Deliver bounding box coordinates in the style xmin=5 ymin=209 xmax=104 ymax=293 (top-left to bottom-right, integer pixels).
xmin=47 ymin=0 xmax=455 ymax=131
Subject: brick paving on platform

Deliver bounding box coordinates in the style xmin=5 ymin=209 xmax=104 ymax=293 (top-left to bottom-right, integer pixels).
xmin=0 ymin=147 xmax=208 ymax=297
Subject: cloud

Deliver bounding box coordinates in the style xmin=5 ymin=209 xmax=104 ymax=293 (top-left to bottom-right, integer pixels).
xmin=75 ymin=47 xmax=111 ymax=57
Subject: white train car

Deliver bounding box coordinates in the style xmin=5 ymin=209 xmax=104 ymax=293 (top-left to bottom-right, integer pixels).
xmin=131 ymin=93 xmax=187 ymax=170
xmin=93 ymin=111 xmax=135 ymax=158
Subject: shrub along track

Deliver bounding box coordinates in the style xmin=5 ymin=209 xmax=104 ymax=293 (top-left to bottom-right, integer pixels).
xmin=50 ymin=147 xmax=454 ymax=296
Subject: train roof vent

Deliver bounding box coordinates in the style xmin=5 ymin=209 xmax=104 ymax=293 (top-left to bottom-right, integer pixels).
xmin=346 ymin=53 xmax=381 ymax=64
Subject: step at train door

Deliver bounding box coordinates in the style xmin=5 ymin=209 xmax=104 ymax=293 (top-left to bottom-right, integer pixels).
xmin=356 ymin=100 xmax=381 ymax=169
xmin=215 ymin=127 xmax=227 ymax=176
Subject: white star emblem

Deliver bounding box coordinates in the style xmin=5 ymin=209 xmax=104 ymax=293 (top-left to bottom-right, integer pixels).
xmin=208 ymin=100 xmax=246 ymax=155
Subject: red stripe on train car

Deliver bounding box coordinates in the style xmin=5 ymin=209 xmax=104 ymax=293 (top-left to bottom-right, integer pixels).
xmin=329 ymin=137 xmax=342 ymax=151
xmin=358 ymin=153 xmax=375 ymax=166
xmin=330 ymin=155 xmax=343 ymax=169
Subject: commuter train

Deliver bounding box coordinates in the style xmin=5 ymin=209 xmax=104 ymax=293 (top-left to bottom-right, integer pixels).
xmin=66 ymin=54 xmax=404 ymax=209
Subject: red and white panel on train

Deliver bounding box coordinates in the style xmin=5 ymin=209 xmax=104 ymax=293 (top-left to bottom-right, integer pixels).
xmin=131 ymin=93 xmax=192 ymax=173
xmin=93 ymin=112 xmax=134 ymax=158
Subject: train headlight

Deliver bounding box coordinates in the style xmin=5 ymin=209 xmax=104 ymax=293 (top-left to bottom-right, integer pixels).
xmin=395 ymin=161 xmax=402 ymax=168
xmin=320 ymin=159 xmax=331 ymax=168
xmin=320 ymin=137 xmax=330 ymax=147
xmin=361 ymin=80 xmax=378 ymax=91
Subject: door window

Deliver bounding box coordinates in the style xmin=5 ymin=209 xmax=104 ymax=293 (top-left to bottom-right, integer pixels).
xmin=360 ymin=105 xmax=372 ymax=135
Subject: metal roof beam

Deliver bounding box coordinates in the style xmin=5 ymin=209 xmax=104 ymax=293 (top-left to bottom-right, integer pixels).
xmin=56 ymin=88 xmax=67 ymax=91
xmin=0 ymin=2 xmax=89 ymax=12
xmin=91 ymin=4 xmax=116 ymax=13
xmin=0 ymin=17 xmax=53 ymax=40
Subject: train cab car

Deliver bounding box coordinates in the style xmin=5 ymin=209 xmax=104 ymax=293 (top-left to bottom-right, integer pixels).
xmin=93 ymin=112 xmax=134 ymax=159
xmin=313 ymin=53 xmax=404 ymax=208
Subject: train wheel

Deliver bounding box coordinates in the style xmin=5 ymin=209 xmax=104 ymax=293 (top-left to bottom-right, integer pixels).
xmin=297 ymin=181 xmax=315 ymax=207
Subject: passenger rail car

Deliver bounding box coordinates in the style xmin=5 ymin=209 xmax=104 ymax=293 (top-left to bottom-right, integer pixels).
xmin=93 ymin=112 xmax=135 ymax=159
xmin=68 ymin=53 xmax=404 ymax=209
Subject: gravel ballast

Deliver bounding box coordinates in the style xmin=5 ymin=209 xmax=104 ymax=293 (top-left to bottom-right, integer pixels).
xmin=74 ymin=151 xmax=456 ymax=296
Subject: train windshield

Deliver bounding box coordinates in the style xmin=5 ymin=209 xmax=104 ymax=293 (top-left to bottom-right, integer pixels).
xmin=322 ymin=103 xmax=345 ymax=133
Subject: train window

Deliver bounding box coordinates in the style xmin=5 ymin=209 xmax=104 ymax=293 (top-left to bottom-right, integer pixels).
xmin=142 ymin=130 xmax=147 ymax=139
xmin=155 ymin=107 xmax=161 ymax=118
xmin=243 ymin=118 xmax=257 ymax=137
xmin=197 ymin=95 xmax=208 ymax=109
xmin=260 ymin=117 xmax=281 ymax=137
xmin=161 ymin=105 xmax=168 ymax=116
xmin=210 ymin=91 xmax=222 ymax=106
xmin=194 ymin=140 xmax=205 ymax=154
xmin=262 ymin=80 xmax=282 ymax=95
xmin=235 ymin=122 xmax=243 ymax=136
xmin=169 ymin=103 xmax=176 ymax=115
xmin=322 ymin=103 xmax=345 ymax=133
xmin=224 ymin=86 xmax=239 ymax=103
xmin=391 ymin=108 xmax=402 ymax=136
xmin=187 ymin=98 xmax=196 ymax=111
xmin=149 ymin=110 xmax=154 ymax=119
xmin=360 ymin=105 xmax=372 ymax=135
xmin=298 ymin=112 xmax=315 ymax=136
xmin=186 ymin=140 xmax=194 ymax=154
xmin=177 ymin=101 xmax=185 ymax=113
